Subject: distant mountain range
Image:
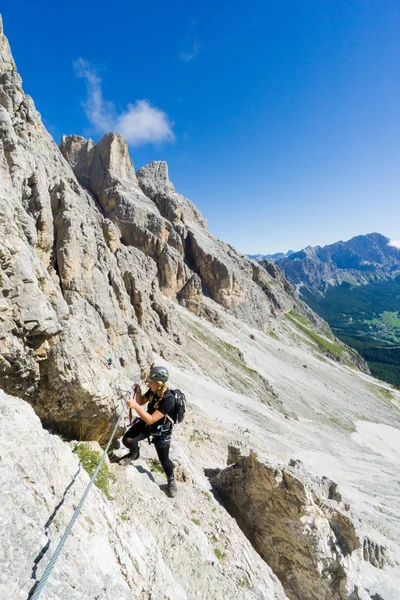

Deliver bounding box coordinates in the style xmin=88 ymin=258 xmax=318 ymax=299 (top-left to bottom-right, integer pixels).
xmin=248 ymin=249 xmax=294 ymax=262
xmin=274 ymin=232 xmax=400 ymax=290
xmin=251 ymin=233 xmax=400 ymax=385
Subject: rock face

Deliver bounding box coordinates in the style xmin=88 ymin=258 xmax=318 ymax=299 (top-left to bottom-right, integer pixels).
xmin=177 ymin=273 xmax=203 ymax=316
xmin=212 ymin=450 xmax=392 ymax=600
xmin=0 ymin=390 xmax=185 ymax=600
xmin=0 ymin=32 xmax=157 ymax=437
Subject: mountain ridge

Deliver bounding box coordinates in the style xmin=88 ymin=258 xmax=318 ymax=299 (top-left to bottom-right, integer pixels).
xmin=251 ymin=232 xmax=400 ymax=288
xmin=276 ymin=232 xmax=400 ymax=291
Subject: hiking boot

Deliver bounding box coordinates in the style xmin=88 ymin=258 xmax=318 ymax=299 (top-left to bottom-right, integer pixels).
xmin=118 ymin=448 xmax=140 ymax=466
xmin=108 ymin=452 xmax=121 ymax=464
xmin=166 ymin=475 xmax=177 ymax=498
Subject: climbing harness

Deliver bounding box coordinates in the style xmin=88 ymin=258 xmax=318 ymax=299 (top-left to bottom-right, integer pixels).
xmin=29 ymin=388 xmax=130 ymax=600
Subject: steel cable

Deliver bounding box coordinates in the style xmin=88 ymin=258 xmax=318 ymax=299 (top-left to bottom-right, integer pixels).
xmin=29 ymin=390 xmax=130 ymax=600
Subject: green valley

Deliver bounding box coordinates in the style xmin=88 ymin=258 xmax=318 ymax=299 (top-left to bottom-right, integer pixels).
xmin=300 ymin=277 xmax=400 ymax=386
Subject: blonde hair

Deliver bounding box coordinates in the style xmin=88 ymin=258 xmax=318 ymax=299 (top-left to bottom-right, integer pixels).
xmin=146 ymin=381 xmax=168 ymax=408
xmin=146 ymin=363 xmax=168 ymax=404
xmin=156 ymin=381 xmax=168 ymax=399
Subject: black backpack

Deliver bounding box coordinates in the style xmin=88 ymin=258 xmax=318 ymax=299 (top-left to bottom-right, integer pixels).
xmin=170 ymin=389 xmax=186 ymax=424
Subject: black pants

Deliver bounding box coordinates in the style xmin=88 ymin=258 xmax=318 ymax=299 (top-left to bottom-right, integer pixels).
xmin=122 ymin=419 xmax=174 ymax=478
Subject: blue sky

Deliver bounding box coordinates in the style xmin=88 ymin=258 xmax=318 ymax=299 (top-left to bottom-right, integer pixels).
xmin=2 ymin=1 xmax=400 ymax=253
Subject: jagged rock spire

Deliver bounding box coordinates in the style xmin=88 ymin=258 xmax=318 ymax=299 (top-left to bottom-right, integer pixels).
xmin=0 ymin=15 xmax=16 ymax=75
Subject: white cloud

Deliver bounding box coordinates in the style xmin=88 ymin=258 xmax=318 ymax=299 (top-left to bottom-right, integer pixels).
xmin=388 ymin=240 xmax=400 ymax=249
xmin=116 ymin=100 xmax=174 ymax=146
xmin=73 ymin=59 xmax=174 ymax=146
xmin=180 ymin=43 xmax=199 ymax=61
xmin=74 ymin=59 xmax=115 ymax=131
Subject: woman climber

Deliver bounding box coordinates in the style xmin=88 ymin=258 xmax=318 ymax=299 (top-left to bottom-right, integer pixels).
xmin=116 ymin=365 xmax=177 ymax=498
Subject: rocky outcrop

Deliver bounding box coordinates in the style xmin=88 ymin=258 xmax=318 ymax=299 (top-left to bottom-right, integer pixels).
xmin=212 ymin=450 xmax=391 ymax=600
xmin=136 ymin=160 xmax=207 ymax=230
xmin=59 ymin=134 xmax=190 ymax=299
xmin=0 ymin=389 xmax=186 ymax=600
xmin=363 ymin=537 xmax=388 ymax=570
xmin=177 ymin=273 xmax=202 ymax=316
xmin=1 ymin=389 xmax=290 ymax=600
xmin=252 ymin=260 xmax=295 ymax=310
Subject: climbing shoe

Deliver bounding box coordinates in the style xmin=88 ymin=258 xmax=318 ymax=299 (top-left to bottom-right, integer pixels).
xmin=166 ymin=475 xmax=177 ymax=498
xmin=118 ymin=448 xmax=140 ymax=466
